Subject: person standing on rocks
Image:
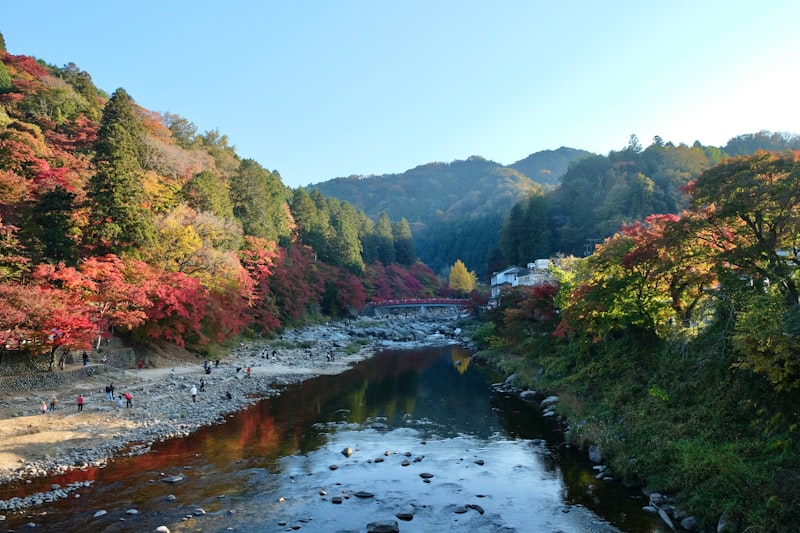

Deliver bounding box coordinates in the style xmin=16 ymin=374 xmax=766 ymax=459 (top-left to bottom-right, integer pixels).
xmin=49 ymin=394 xmax=57 ymax=413
xmin=77 ymin=394 xmax=85 ymax=412
xmin=190 ymin=384 xmax=198 ymax=402
xmin=40 ymin=400 xmax=47 ymax=414
xmin=124 ymin=392 xmax=133 ymax=408
xmin=116 ymin=395 xmax=123 ymax=409
xmin=109 ymin=382 xmax=115 ymax=400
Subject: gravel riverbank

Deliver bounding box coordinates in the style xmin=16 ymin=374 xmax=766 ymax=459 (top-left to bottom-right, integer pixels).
xmin=0 ymin=314 xmax=470 ymax=514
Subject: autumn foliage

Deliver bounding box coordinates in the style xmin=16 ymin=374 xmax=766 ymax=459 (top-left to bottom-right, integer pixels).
xmin=0 ymin=46 xmax=441 ymax=363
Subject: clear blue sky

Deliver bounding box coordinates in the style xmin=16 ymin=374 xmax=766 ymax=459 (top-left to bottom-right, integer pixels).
xmin=3 ymin=1 xmax=799 ymax=188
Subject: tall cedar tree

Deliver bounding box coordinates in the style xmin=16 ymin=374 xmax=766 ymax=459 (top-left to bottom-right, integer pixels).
xmin=230 ymin=159 xmax=291 ymax=243
xmin=392 ymin=217 xmax=416 ymax=265
xmin=327 ymin=198 xmax=364 ymax=274
xmin=87 ymin=88 xmax=155 ymax=255
xmin=32 ymin=186 xmax=79 ymax=264
xmin=375 ymin=212 xmax=395 ymax=265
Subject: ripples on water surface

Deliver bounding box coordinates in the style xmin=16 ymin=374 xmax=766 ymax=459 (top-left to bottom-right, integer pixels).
xmin=1 ymin=345 xmax=665 ymax=532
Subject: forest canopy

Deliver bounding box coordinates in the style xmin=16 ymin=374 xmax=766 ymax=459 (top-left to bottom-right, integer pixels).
xmin=0 ymin=41 xmax=437 ymax=365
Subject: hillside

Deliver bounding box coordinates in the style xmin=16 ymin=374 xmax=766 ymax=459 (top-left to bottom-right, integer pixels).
xmin=312 ymin=134 xmax=800 ymax=278
xmin=0 ymin=35 xmax=445 ymax=362
xmin=310 ymin=150 xmax=591 ymax=276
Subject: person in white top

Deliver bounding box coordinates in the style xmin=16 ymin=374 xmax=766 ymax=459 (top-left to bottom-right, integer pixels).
xmin=190 ymin=385 xmax=198 ymax=403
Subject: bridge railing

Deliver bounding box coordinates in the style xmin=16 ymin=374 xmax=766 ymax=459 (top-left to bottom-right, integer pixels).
xmin=368 ymin=298 xmax=470 ymax=307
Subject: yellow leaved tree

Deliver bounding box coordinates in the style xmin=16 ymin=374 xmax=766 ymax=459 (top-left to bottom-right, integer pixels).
xmin=449 ymin=259 xmax=477 ymax=295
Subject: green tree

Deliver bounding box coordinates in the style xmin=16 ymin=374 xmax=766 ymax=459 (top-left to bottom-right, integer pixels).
xmin=87 ymin=87 xmax=155 ymax=255
xmin=58 ymin=62 xmax=104 ymax=120
xmin=392 ymin=217 xmax=416 ymax=265
xmin=161 ymin=112 xmax=198 ymax=149
xmin=31 ymin=186 xmax=78 ymax=264
xmin=0 ymin=59 xmax=12 ymax=94
xmin=182 ymin=170 xmax=234 ymax=219
xmin=195 ymin=128 xmax=239 ymax=177
xmin=356 ymin=211 xmax=378 ymax=264
xmin=500 ymin=202 xmax=525 ymax=265
xmin=732 ymin=286 xmax=800 ymax=391
xmin=689 ymin=151 xmax=800 ymax=391
xmin=449 ymin=259 xmax=477 ymax=294
xmin=375 ymin=212 xmax=395 ymax=264
xmin=520 ymin=192 xmax=552 ymax=262
xmin=327 ymin=199 xmax=364 ymax=274
xmin=229 ymin=159 xmax=291 ymax=243
xmin=691 ymin=151 xmax=800 ymax=306
xmin=290 ymin=188 xmax=329 ymax=255
xmin=500 ymin=191 xmax=552 ymax=266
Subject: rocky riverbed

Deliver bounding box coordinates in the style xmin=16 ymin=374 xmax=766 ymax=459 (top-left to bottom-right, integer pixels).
xmin=0 ymin=313 xmax=471 ymax=515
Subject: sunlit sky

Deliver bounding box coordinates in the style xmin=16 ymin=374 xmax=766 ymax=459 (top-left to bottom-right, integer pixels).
xmin=3 ymin=1 xmax=799 ymax=188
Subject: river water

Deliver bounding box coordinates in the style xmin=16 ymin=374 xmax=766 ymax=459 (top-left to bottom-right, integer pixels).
xmin=1 ymin=345 xmax=666 ymax=532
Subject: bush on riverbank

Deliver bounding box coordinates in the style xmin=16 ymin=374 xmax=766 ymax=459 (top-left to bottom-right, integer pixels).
xmin=475 ymin=314 xmax=800 ymax=531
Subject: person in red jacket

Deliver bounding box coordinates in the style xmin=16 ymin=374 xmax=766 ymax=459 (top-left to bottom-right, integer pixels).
xmin=77 ymin=394 xmax=85 ymax=412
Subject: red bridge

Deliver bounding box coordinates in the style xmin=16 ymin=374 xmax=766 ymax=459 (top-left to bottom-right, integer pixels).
xmin=361 ymin=298 xmax=471 ymax=316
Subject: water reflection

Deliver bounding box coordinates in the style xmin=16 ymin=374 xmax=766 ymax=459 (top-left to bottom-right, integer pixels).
xmin=1 ymin=345 xmax=662 ymax=532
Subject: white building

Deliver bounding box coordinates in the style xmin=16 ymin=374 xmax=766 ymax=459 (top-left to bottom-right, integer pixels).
xmin=490 ymin=259 xmax=552 ymax=301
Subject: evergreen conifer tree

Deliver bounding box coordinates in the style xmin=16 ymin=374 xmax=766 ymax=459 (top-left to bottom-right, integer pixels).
xmin=392 ymin=217 xmax=416 ymax=265
xmin=375 ymin=212 xmax=395 ymax=264
xmin=87 ymin=88 xmax=155 ymax=255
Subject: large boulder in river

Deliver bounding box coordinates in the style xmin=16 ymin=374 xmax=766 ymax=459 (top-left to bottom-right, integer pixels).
xmin=588 ymin=445 xmax=603 ymax=464
xmin=367 ymin=521 xmax=399 ymax=533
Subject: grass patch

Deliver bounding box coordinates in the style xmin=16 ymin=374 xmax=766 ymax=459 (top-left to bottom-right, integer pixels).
xmin=342 ymin=339 xmax=370 ymax=355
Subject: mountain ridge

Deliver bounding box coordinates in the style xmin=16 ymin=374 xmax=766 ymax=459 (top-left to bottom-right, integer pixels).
xmin=308 ymin=147 xmax=592 ymax=275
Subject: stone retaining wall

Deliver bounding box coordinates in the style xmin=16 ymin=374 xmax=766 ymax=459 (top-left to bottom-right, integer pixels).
xmin=0 ymin=348 xmax=136 ymax=393
xmin=0 ymin=364 xmax=108 ymax=393
xmin=0 ymin=352 xmax=52 ymax=374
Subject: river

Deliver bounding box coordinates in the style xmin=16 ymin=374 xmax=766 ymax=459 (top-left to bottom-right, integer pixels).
xmin=1 ymin=345 xmax=666 ymax=532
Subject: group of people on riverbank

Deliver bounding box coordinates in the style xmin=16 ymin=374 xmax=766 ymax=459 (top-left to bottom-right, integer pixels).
xmin=38 ymin=383 xmax=133 ymax=414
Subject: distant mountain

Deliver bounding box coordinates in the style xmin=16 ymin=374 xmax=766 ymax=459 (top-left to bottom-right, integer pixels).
xmin=309 ymin=149 xmax=591 ymax=277
xmin=508 ymin=147 xmax=592 ymax=186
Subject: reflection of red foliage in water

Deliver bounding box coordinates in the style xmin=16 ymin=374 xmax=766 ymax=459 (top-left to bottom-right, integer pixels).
xmin=0 ymin=347 xmax=459 ymax=503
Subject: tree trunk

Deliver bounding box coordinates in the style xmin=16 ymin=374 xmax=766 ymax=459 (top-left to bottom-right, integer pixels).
xmin=48 ymin=347 xmax=57 ymax=372
xmin=58 ymin=349 xmax=69 ymax=370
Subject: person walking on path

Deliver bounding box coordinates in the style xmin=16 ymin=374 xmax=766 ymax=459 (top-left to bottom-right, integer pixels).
xmin=40 ymin=400 xmax=47 ymax=414
xmin=49 ymin=394 xmax=57 ymax=413
xmin=82 ymin=351 xmax=89 ymax=366
xmin=77 ymin=394 xmax=85 ymax=412
xmin=190 ymin=385 xmax=198 ymax=403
